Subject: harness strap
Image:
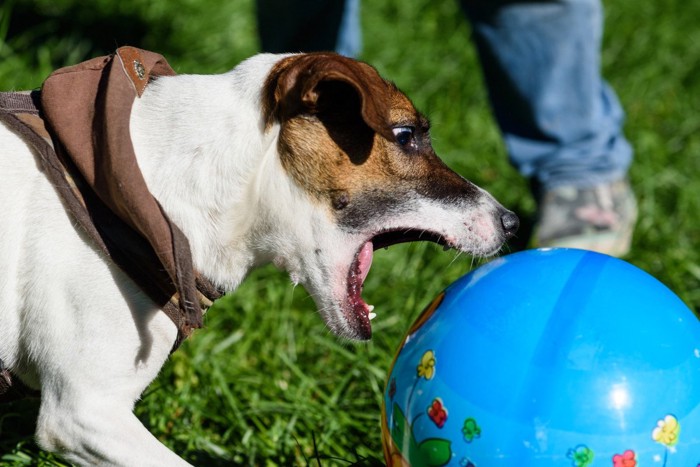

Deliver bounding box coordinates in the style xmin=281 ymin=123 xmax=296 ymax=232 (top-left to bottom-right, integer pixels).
xmin=0 ymin=91 xmax=41 ymax=113
xmin=0 ymin=89 xmax=221 ymax=401
xmin=41 ymin=47 xmax=212 ymax=335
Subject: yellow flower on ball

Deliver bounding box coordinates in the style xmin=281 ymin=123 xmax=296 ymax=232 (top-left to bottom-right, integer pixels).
xmin=652 ymin=414 xmax=680 ymax=447
xmin=417 ymin=350 xmax=436 ymax=380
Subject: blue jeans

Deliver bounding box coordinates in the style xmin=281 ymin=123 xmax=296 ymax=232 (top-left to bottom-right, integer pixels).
xmin=274 ymin=0 xmax=633 ymax=191
xmin=461 ymin=0 xmax=633 ymax=191
xmin=256 ymin=0 xmax=362 ymax=57
xmin=336 ymin=0 xmax=362 ymax=57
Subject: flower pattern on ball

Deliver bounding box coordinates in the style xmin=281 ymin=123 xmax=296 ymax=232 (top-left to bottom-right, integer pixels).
xmin=417 ymin=350 xmax=436 ymax=380
xmin=566 ymin=444 xmax=594 ymax=467
xmin=461 ymin=418 xmax=481 ymax=443
xmin=612 ymin=449 xmax=636 ymax=467
xmin=427 ymin=398 xmax=448 ymax=428
xmin=652 ymin=414 xmax=680 ymax=447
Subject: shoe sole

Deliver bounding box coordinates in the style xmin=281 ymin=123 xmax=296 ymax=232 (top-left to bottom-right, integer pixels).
xmin=537 ymin=197 xmax=638 ymax=258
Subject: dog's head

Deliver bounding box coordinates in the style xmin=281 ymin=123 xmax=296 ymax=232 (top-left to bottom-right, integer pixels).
xmin=259 ymin=53 xmax=517 ymax=340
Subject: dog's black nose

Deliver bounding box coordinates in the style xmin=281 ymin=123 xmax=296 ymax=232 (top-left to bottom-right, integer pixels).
xmin=501 ymin=211 xmax=519 ymax=237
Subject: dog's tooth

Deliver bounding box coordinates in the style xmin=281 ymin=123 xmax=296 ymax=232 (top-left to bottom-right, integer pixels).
xmin=368 ymin=304 xmax=376 ymax=321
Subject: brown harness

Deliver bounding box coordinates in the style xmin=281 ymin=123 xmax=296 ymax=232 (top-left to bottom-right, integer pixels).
xmin=0 ymin=47 xmax=222 ymax=402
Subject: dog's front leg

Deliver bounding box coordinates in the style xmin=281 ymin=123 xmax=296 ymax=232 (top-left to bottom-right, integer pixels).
xmin=18 ymin=264 xmax=195 ymax=466
xmin=35 ymin=389 xmax=192 ymax=467
xmin=27 ymin=298 xmax=194 ymax=467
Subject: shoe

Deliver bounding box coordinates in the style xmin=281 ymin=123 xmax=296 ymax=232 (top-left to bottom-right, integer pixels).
xmin=534 ymin=179 xmax=637 ymax=257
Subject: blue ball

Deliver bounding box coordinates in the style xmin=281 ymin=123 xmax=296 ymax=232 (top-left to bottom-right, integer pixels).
xmin=382 ymin=248 xmax=700 ymax=466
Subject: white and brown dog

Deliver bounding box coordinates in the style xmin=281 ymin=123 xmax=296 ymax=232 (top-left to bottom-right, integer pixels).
xmin=0 ymin=50 xmax=517 ymax=465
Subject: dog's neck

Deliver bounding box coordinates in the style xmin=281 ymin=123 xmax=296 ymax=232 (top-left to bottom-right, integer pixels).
xmin=130 ymin=54 xmax=297 ymax=292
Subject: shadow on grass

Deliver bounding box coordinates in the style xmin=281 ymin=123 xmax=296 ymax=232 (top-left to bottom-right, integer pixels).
xmin=184 ymin=451 xmax=237 ymax=467
xmin=184 ymin=449 xmax=385 ymax=467
xmin=3 ymin=0 xmax=177 ymax=69
xmin=0 ymin=398 xmax=41 ymax=454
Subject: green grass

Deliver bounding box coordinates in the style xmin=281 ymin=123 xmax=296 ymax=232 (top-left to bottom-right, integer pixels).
xmin=1 ymin=0 xmax=699 ymax=465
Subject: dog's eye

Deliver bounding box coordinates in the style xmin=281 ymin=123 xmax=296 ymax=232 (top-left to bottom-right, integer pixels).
xmin=392 ymin=126 xmax=414 ymax=147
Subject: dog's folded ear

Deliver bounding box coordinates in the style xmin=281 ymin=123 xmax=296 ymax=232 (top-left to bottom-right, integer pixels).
xmin=264 ymin=53 xmax=395 ymax=141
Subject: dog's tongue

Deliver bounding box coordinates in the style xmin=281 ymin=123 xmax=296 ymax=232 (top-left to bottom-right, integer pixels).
xmin=358 ymin=241 xmax=373 ymax=283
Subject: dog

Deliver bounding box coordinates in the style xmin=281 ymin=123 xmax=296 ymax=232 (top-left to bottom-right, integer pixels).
xmin=0 ymin=49 xmax=518 ymax=465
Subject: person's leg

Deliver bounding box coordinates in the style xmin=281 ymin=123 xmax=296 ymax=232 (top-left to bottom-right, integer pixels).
xmin=256 ymin=0 xmax=345 ymax=54
xmin=336 ymin=0 xmax=362 ymax=57
xmin=256 ymin=0 xmax=361 ymax=57
xmin=461 ymin=0 xmax=636 ymax=255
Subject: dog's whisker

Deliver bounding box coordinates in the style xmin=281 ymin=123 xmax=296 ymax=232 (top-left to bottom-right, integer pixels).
xmin=448 ymin=250 xmax=464 ymax=268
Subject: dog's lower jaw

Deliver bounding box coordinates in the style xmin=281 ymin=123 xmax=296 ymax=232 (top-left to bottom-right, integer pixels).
xmin=314 ymin=300 xmax=372 ymax=341
xmin=344 ymin=303 xmax=373 ymax=340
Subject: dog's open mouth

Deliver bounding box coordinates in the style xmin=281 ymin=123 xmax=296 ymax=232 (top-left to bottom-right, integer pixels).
xmin=345 ymin=229 xmax=449 ymax=340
